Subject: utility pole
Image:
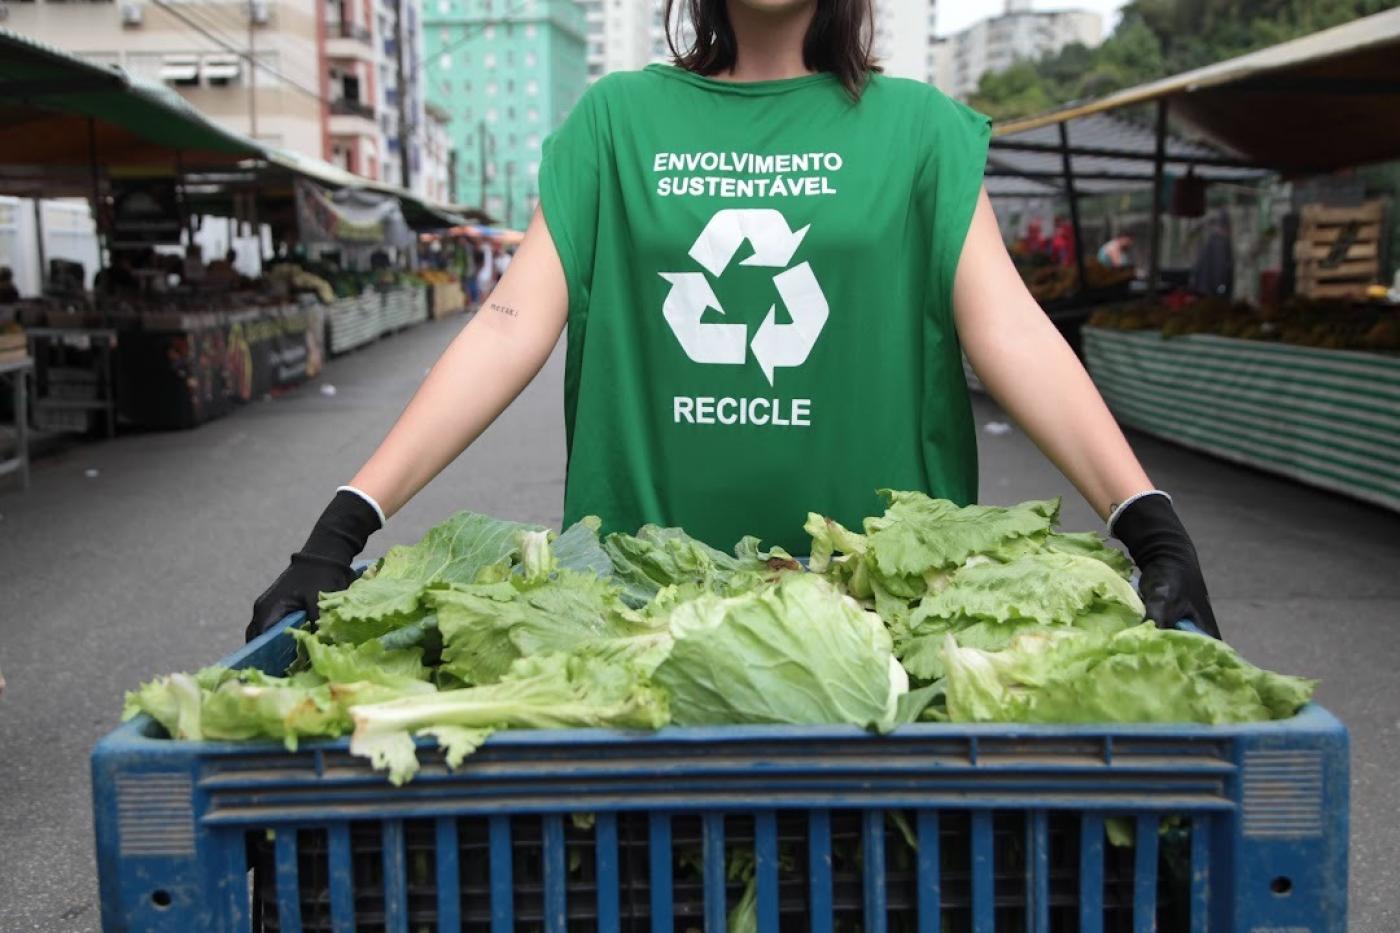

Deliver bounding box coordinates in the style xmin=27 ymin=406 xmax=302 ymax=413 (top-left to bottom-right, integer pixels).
xmin=247 ymin=0 xmax=257 ymax=138
xmin=505 ymin=160 xmax=514 ymax=229
xmin=478 ymin=119 xmax=487 ymax=209
xmin=392 ymin=0 xmax=411 ymax=191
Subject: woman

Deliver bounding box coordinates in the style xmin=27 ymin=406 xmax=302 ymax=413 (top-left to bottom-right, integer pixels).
xmin=250 ymin=0 xmax=1218 ymax=640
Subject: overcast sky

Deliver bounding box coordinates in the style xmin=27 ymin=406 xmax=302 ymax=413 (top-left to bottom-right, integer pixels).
xmin=936 ymin=0 xmax=1129 ymax=37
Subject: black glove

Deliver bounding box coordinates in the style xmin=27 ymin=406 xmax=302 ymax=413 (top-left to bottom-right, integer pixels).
xmin=1110 ymin=492 xmax=1221 ymax=640
xmin=246 ymin=489 xmax=383 ymax=641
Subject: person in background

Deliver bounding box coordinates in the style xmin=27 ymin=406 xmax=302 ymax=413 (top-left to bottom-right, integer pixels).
xmin=1191 ymin=209 xmax=1234 ymax=299
xmin=1016 ymin=219 xmax=1047 ymax=257
xmin=205 ymin=248 xmax=240 ymax=287
xmin=182 ymin=244 xmax=205 ymax=284
xmin=1096 ymin=234 xmax=1134 ymax=269
xmin=475 ymin=243 xmax=495 ymax=299
xmin=1050 ymin=217 xmax=1076 ymax=267
xmin=0 ymin=267 xmax=19 ymax=303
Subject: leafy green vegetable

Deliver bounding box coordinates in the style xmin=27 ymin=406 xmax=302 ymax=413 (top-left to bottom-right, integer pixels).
xmin=121 ymin=666 xmax=407 ymax=750
xmin=123 ymin=491 xmax=1316 ymax=786
xmin=552 ymin=516 xmax=616 ymax=578
xmin=653 ymin=574 xmax=907 ymax=731
xmin=317 ymin=511 xmax=544 ymax=644
xmin=1041 ymin=532 xmax=1134 ymax=578
xmin=942 ymin=624 xmax=1316 ymax=725
xmin=433 ymin=572 xmax=662 ymax=686
xmin=602 ymin=525 xmax=788 ymax=607
xmin=898 ymin=552 xmax=1145 ymax=679
xmin=349 ymin=651 xmax=670 ymax=784
xmin=807 ymin=493 xmax=1060 ymax=604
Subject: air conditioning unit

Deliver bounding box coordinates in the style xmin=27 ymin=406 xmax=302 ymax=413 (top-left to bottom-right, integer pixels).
xmin=249 ymin=0 xmax=269 ymax=24
xmin=120 ymin=2 xmax=143 ymax=26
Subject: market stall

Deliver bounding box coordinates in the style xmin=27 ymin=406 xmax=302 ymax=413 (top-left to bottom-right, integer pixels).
xmin=1084 ymin=297 xmax=1400 ymax=511
xmin=985 ymin=9 xmax=1400 ymax=510
xmin=0 ymin=29 xmax=467 ymax=438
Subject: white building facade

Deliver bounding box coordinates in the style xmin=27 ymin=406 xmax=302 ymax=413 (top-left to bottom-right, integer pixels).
xmin=933 ymin=0 xmax=1102 ymax=100
xmin=581 ymin=1 xmax=928 ymax=82
xmin=872 ymin=0 xmax=938 ymax=83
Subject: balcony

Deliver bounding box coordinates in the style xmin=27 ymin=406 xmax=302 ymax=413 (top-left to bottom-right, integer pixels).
xmin=325 ymin=21 xmax=375 ymax=61
xmin=330 ymin=97 xmax=375 ymax=119
xmin=325 ymin=20 xmax=371 ymax=42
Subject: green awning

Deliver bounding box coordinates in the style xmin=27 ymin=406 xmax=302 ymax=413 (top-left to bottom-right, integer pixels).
xmin=0 ymin=27 xmax=263 ymax=169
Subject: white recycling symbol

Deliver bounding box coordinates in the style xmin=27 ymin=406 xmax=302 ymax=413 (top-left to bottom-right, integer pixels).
xmin=658 ymin=208 xmax=829 ymax=386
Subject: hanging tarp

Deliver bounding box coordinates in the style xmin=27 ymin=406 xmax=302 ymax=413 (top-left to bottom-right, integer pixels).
xmin=294 ymin=180 xmax=412 ymax=247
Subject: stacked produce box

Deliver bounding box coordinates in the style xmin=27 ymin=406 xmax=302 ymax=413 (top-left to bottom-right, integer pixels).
xmin=1295 ymin=200 xmax=1387 ymax=301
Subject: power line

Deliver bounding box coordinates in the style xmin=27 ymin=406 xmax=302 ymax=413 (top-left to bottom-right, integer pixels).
xmin=171 ymin=1 xmax=326 ymax=93
xmin=149 ymin=0 xmax=328 ymax=104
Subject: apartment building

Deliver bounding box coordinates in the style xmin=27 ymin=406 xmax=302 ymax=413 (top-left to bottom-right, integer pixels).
xmin=932 ymin=0 xmax=1102 ymax=100
xmin=872 ymin=0 xmax=938 ymax=83
xmin=578 ymin=0 xmax=935 ymax=84
xmin=6 ymin=0 xmax=441 ymax=192
xmin=423 ymin=0 xmax=586 ymax=229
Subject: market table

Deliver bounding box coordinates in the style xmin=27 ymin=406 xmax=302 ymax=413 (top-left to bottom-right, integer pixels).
xmin=0 ymin=355 xmax=32 ymax=490
xmin=25 ymin=327 xmax=118 ymax=438
xmin=1083 ymin=325 xmax=1400 ymax=512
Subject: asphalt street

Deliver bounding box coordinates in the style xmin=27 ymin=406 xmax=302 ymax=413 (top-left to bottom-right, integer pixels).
xmin=1 ymin=313 xmax=1395 ymax=930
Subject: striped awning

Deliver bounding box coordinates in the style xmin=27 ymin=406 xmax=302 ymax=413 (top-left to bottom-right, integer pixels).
xmin=1083 ymin=327 xmax=1400 ymax=512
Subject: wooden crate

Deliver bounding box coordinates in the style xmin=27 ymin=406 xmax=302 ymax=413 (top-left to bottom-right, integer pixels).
xmin=1295 ymin=199 xmax=1386 ymax=299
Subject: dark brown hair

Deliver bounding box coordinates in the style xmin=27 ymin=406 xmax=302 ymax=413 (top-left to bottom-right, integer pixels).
xmin=664 ymin=0 xmax=880 ymax=100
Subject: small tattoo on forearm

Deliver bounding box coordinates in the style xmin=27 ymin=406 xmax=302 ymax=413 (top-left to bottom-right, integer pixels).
xmin=489 ymin=301 xmax=518 ymax=317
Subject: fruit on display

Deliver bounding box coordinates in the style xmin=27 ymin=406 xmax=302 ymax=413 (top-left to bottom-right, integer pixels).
xmin=1021 ymin=258 xmax=1135 ymax=303
xmin=1087 ymin=293 xmax=1400 ymax=352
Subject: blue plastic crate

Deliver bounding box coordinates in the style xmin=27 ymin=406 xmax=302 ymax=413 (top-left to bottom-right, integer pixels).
xmin=93 ymin=614 xmax=1348 ymax=933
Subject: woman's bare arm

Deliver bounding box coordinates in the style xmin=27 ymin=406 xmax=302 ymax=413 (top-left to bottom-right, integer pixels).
xmin=347 ymin=206 xmax=569 ymax=517
xmin=953 ymin=187 xmax=1151 ymax=519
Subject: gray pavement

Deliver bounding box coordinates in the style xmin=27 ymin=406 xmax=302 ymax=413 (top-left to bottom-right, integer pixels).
xmin=0 ymin=314 xmax=1395 ymax=930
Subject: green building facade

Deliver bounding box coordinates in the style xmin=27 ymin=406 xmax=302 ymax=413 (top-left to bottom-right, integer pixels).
xmin=423 ymin=0 xmax=587 ymax=230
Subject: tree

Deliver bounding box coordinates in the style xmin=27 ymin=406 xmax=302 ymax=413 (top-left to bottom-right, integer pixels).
xmin=968 ymin=0 xmax=1389 ymax=120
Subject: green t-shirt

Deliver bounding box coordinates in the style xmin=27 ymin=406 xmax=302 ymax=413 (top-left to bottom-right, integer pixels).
xmin=539 ymin=64 xmax=991 ymax=552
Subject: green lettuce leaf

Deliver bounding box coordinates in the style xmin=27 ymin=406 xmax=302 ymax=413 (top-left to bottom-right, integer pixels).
xmin=898 ymin=552 xmax=1144 ymax=680
xmin=912 ymin=552 xmax=1143 ymax=629
xmin=122 ymin=665 xmax=408 ymax=749
xmin=317 ymin=511 xmax=544 ymax=643
xmin=433 ymin=572 xmax=659 ymax=686
xmin=552 ymin=516 xmax=615 ymax=578
xmin=807 ymin=492 xmax=1060 ymax=607
xmin=292 ymin=628 xmax=435 ymax=693
xmin=653 ymin=574 xmax=907 ymax=731
xmin=349 ymin=651 xmax=670 ymax=784
xmin=1041 ymin=532 xmax=1134 ymax=578
xmin=601 ymin=525 xmax=787 ymax=607
xmin=943 ymin=624 xmax=1317 ymax=725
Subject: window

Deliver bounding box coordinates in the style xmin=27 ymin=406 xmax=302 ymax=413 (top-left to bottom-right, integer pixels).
xmin=524 ymin=51 xmax=537 ymax=68
xmin=525 ymin=24 xmax=537 ymax=38
xmin=483 ymin=25 xmax=495 ymax=39
xmin=526 ymin=133 xmax=539 ymax=151
xmin=484 ymin=52 xmax=496 ymax=68
xmin=525 ymin=78 xmax=538 ymax=96
xmin=486 ymin=107 xmax=497 ymax=122
xmin=439 ymin=52 xmax=452 ymax=69
xmin=506 ymin=78 xmax=515 ymax=93
xmin=527 ymin=106 xmax=539 ymax=122
xmin=486 ymin=80 xmax=498 ymax=95
xmin=528 ymin=161 xmax=539 ymax=177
